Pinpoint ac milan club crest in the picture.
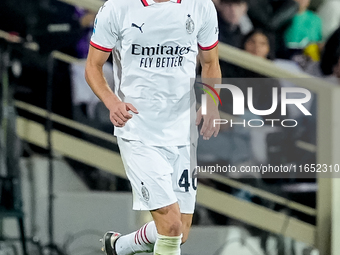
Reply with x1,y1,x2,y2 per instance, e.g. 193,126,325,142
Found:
186,14,195,34
141,182,150,201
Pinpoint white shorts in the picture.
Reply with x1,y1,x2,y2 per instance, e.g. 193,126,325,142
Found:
117,137,197,214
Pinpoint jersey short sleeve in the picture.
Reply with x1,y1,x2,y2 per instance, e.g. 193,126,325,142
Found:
197,1,219,50
90,1,119,52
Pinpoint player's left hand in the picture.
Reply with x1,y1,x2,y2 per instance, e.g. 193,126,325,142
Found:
196,103,220,140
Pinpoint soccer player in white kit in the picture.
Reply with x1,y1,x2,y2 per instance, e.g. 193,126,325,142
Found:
85,0,221,254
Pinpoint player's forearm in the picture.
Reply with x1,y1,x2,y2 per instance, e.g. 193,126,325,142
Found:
201,61,221,84
201,60,222,104
85,64,120,110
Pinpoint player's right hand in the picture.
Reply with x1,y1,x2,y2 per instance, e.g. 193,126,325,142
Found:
109,102,138,127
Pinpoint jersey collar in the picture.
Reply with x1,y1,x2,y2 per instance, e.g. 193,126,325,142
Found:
141,0,182,7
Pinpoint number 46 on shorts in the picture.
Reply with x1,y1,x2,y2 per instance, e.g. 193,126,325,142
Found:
178,168,197,192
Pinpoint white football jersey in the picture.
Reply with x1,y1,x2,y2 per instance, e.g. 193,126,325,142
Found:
90,0,219,146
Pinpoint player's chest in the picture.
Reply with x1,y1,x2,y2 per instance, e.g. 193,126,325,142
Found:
118,6,201,45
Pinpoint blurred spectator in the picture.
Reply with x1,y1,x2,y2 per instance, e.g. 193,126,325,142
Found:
216,0,252,47
236,29,281,120
242,29,274,59
70,7,129,192
212,0,220,6
214,0,252,78
219,29,277,118
283,0,322,56
247,0,299,58
235,29,275,79
0,0,83,118
247,0,298,31
240,29,304,75
306,26,340,85
70,8,114,131
317,1,340,42
74,8,97,59
198,30,281,169
197,0,254,167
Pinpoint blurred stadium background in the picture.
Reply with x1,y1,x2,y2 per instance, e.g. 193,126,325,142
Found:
0,0,340,254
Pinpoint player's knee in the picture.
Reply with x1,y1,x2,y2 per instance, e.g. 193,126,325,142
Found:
168,220,182,236
153,204,182,236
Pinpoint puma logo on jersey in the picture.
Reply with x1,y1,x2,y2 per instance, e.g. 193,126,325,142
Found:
132,23,145,33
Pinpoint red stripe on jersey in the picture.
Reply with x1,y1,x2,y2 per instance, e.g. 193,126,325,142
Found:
90,41,112,52
177,0,182,3
198,41,219,51
141,0,149,6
